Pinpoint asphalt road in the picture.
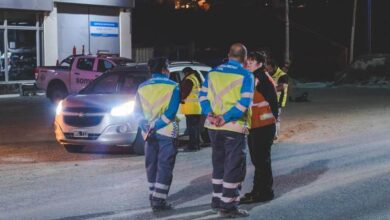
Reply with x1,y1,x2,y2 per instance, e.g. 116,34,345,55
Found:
1,87,390,220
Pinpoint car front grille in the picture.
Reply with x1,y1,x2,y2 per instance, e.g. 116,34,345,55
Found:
63,107,106,113
64,133,100,140
63,116,103,127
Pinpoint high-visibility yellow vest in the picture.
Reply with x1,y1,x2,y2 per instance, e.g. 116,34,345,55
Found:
180,73,201,115
271,67,288,107
204,70,249,134
138,81,178,138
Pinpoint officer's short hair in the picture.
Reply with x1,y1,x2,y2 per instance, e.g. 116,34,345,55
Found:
148,57,169,73
228,43,247,62
182,67,194,74
248,51,266,64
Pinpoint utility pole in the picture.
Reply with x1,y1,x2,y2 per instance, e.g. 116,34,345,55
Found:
349,0,358,63
285,0,290,64
368,0,372,54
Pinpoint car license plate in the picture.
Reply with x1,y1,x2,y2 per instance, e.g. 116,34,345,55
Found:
73,131,88,138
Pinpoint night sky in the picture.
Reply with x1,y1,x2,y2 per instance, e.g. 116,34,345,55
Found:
133,0,390,81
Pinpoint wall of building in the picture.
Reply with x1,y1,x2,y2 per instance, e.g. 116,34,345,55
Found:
57,4,120,61
119,10,132,59
43,6,58,66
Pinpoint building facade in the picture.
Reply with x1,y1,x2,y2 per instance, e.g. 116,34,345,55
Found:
0,0,134,83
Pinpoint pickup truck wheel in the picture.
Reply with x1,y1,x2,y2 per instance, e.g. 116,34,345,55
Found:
48,82,68,104
64,145,84,153
133,129,145,155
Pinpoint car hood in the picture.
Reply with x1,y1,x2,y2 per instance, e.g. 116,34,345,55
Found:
63,94,135,111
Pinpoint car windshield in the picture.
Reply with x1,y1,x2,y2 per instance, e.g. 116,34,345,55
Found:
80,72,148,95
120,73,148,94
81,74,120,94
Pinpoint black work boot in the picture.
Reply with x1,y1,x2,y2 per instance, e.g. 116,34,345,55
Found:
256,190,274,202
240,191,256,204
240,190,274,204
218,208,249,218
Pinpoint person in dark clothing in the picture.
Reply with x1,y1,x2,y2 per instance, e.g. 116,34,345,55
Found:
180,67,202,151
241,51,278,204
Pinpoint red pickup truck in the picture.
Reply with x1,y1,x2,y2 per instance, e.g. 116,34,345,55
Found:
35,55,133,103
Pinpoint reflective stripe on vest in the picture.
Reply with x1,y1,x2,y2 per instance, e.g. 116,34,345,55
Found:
208,77,243,113
180,74,202,115
138,91,173,116
138,83,178,138
252,100,269,108
205,71,248,133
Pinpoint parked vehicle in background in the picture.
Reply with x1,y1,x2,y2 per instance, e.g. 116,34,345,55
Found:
335,54,390,84
35,54,134,103
55,61,211,155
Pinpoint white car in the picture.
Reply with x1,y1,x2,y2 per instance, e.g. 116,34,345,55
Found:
54,62,211,155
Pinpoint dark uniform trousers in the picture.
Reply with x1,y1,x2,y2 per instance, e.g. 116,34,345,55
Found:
185,115,201,149
247,124,276,194
145,133,178,206
209,129,246,210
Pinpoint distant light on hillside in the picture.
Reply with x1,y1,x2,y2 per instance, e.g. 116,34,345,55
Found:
174,0,210,11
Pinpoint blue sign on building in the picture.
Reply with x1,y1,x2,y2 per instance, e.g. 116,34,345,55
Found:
90,21,119,37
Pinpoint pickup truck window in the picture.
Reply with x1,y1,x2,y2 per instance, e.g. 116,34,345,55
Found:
97,60,114,72
77,58,95,71
60,56,75,67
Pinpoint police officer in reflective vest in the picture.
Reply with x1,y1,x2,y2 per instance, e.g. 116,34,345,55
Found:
266,59,288,139
135,57,180,211
241,52,279,204
180,67,202,151
199,43,254,218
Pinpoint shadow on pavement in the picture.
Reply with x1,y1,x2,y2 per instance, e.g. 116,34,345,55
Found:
242,159,330,211
169,173,212,206
55,160,329,220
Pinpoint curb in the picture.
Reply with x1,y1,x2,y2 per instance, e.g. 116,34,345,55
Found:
0,93,45,99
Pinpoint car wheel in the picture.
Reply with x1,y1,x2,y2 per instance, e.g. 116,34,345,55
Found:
48,82,68,104
133,129,145,155
64,144,84,153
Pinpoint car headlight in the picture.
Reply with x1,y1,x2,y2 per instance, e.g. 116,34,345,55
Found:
56,100,63,115
111,101,135,117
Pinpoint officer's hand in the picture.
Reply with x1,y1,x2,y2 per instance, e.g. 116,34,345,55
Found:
215,115,226,127
207,113,217,125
